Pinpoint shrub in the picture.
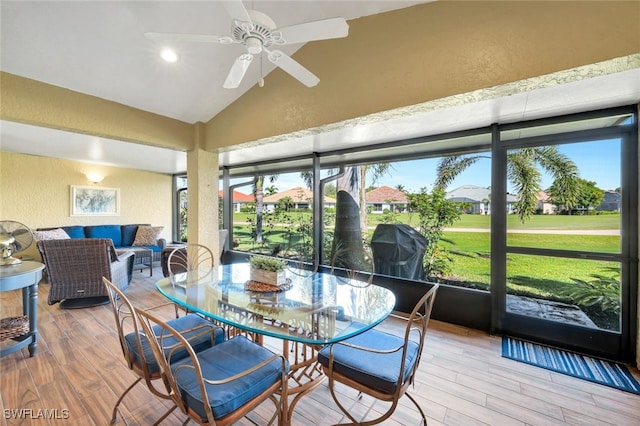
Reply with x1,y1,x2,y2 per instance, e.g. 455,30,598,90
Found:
561,267,620,314
407,188,464,278
249,255,286,272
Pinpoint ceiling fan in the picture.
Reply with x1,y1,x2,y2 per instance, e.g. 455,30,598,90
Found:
145,0,349,89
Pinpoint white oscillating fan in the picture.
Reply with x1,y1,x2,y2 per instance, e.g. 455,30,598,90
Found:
0,220,34,266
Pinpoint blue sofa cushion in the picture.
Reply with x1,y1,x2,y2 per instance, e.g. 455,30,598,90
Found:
124,314,225,376
172,335,288,421
318,326,419,395
61,226,86,239
85,225,122,246
121,224,146,247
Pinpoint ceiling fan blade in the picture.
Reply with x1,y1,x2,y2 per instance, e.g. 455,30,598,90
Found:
276,18,349,44
223,54,253,89
266,49,319,88
145,32,234,44
222,0,252,24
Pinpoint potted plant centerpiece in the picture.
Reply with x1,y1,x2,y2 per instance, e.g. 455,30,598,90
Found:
249,255,287,286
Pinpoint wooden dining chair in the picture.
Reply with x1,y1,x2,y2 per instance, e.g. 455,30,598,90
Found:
330,246,375,287
134,307,289,426
102,278,225,425
318,284,439,425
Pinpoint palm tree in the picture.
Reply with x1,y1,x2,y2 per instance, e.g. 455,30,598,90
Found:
253,175,278,244
435,146,579,222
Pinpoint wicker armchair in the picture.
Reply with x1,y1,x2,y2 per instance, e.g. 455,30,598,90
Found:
37,238,134,308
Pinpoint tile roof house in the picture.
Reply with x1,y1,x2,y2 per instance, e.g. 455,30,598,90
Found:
536,191,557,215
218,190,254,212
262,187,336,212
365,186,408,213
446,185,518,215
597,190,622,212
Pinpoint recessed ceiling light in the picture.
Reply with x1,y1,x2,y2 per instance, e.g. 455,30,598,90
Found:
161,48,179,63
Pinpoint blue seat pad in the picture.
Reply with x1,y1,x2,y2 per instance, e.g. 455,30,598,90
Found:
124,314,224,375
136,245,162,252
172,335,288,421
318,326,419,395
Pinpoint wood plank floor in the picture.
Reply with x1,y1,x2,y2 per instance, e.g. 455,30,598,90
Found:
2,265,640,425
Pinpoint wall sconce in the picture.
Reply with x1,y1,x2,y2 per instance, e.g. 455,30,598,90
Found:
86,173,104,184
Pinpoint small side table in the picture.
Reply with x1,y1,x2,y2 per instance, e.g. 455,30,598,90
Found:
129,247,153,277
0,261,44,358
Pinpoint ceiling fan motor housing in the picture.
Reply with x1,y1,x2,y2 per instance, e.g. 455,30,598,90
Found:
231,9,283,52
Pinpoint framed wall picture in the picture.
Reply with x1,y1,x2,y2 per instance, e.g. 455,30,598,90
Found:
71,186,120,216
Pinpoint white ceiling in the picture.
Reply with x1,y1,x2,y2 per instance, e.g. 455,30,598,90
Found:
1,0,428,124
1,1,639,175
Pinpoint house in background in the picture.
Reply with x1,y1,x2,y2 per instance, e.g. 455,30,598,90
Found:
219,190,254,213
446,185,518,215
597,190,622,212
366,186,408,213
536,191,557,215
262,187,336,213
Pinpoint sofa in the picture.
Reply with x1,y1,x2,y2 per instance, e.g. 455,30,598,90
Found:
35,224,167,264
37,238,134,308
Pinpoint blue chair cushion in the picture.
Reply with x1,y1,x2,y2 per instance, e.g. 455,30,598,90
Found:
172,335,288,421
85,225,122,246
318,326,419,395
138,245,162,252
124,313,225,375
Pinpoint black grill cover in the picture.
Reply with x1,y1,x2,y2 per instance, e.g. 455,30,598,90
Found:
371,224,426,280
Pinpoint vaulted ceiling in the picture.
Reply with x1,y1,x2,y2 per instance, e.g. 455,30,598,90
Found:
1,1,638,174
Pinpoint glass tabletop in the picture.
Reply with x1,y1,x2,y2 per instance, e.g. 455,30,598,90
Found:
156,263,396,345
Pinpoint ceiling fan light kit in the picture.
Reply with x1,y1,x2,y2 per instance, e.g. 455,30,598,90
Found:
145,0,349,89
160,48,179,63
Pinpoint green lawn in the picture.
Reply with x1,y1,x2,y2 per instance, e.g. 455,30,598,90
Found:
441,232,618,289
233,211,621,230
451,213,620,230
367,212,621,230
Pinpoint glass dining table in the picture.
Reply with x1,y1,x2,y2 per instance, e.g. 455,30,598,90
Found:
156,262,396,424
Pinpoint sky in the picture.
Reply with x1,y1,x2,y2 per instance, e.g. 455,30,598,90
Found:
376,139,621,193
232,138,622,195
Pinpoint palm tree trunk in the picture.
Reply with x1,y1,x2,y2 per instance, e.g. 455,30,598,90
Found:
255,176,264,244
359,166,367,233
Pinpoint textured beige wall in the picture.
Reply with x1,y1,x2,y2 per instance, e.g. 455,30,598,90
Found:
205,0,640,149
0,151,173,259
186,148,219,255
0,72,194,150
